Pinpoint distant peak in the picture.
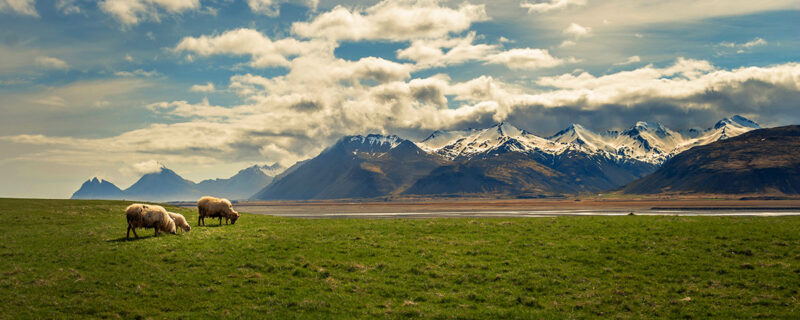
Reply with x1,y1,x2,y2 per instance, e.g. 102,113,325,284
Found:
716,115,760,129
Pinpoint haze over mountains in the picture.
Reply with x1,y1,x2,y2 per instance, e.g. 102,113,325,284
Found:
73,115,782,201
72,164,283,202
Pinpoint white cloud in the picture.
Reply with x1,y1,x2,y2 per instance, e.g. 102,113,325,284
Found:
99,0,201,26
718,38,768,55
396,32,498,67
0,0,38,16
55,0,80,14
147,98,240,119
34,56,69,70
563,22,591,38
521,0,586,14
559,40,575,47
485,48,574,70
174,28,330,68
292,1,489,41
720,37,767,49
114,69,160,77
190,82,215,92
247,0,318,16
132,160,165,174
614,55,641,66
531,0,799,30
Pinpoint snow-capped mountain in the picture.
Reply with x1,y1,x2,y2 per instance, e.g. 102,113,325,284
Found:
252,134,448,200
421,115,761,166
418,122,566,160
549,123,617,154
671,115,762,155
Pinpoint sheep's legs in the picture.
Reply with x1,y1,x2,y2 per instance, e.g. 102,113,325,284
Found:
132,227,139,239
154,228,159,237
219,217,222,225
198,216,201,226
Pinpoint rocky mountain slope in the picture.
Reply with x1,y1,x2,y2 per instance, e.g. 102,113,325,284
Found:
622,125,800,195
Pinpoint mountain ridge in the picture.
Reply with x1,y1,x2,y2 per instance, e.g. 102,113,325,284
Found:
71,163,286,201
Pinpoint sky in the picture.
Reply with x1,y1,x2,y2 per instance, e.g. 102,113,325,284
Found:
1,0,799,198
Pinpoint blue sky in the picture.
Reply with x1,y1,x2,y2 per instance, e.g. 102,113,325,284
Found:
1,0,799,197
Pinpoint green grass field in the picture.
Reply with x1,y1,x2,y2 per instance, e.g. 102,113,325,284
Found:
1,198,799,318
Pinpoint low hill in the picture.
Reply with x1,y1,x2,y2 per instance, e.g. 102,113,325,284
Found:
623,125,800,195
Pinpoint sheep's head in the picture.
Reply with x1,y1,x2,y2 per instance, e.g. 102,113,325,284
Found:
181,224,191,232
229,210,240,225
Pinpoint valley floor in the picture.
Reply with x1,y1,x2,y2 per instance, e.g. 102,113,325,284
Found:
219,197,800,218
2,198,800,318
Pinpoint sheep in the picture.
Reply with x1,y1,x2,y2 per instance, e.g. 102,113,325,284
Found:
125,203,177,239
197,196,240,226
167,211,191,233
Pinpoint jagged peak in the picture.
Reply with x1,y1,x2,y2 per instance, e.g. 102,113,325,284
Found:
715,115,760,129
85,176,113,184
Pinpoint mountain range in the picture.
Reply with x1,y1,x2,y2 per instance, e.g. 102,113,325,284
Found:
73,115,780,201
71,163,284,202
623,125,800,195
252,115,764,200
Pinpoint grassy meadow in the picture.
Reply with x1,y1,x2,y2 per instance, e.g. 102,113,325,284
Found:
1,198,800,318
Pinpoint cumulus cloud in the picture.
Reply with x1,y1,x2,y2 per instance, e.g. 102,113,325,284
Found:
484,48,575,70
614,55,641,66
521,0,586,14
174,28,330,68
34,56,69,70
99,0,200,26
563,22,591,38
531,0,798,30
0,0,38,16
55,0,80,14
190,82,215,92
247,0,318,16
147,98,241,119
718,38,768,54
291,0,489,41
396,32,497,67
132,159,165,174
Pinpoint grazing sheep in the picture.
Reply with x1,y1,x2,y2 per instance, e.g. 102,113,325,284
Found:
197,196,240,226
125,204,177,239
167,212,191,233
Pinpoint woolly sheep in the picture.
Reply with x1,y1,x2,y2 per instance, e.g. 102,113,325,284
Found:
197,196,240,226
167,211,191,233
125,203,177,238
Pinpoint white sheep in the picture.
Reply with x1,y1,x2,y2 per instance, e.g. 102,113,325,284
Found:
197,196,240,226
167,211,191,233
125,204,177,238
